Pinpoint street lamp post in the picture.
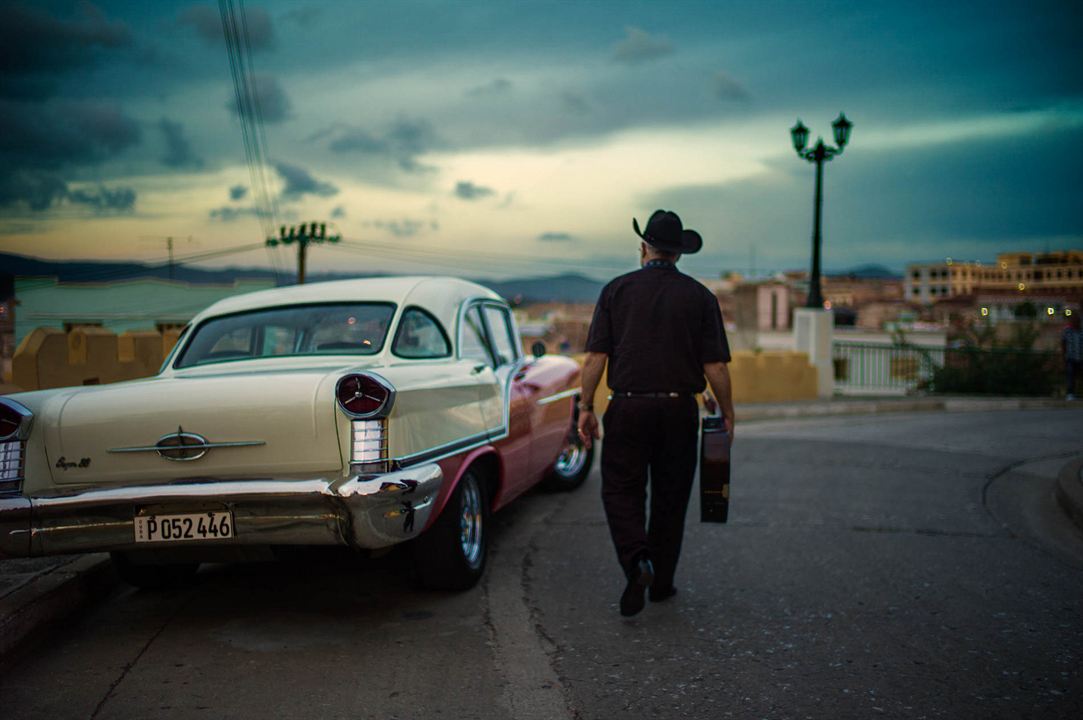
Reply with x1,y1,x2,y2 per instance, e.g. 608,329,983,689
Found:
790,113,853,308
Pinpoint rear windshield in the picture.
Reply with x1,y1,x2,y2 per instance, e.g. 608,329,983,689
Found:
175,303,396,368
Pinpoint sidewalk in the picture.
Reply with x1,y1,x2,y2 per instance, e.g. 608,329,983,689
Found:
737,394,1072,421
1,394,1079,667
0,554,115,669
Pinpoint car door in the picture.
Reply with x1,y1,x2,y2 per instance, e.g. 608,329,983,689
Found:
477,303,539,501
458,304,503,436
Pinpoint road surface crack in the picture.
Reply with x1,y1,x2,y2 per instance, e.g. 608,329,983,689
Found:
88,590,194,720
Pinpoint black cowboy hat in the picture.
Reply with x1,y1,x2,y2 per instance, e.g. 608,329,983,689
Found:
632,209,702,254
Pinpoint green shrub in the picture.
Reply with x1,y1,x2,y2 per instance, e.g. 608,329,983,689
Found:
926,319,1058,396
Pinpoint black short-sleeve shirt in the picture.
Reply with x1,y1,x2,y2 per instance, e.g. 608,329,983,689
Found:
585,261,731,394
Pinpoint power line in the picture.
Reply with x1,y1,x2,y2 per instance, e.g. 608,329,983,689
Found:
16,243,269,288
219,0,279,244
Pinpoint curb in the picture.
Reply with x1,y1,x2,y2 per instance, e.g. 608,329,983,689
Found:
738,396,1072,422
1055,458,1083,536
0,554,116,669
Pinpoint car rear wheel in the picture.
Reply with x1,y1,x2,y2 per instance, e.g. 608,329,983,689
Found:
543,428,594,492
413,468,489,591
110,552,200,590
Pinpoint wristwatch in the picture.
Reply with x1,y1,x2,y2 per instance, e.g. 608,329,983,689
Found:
578,402,594,412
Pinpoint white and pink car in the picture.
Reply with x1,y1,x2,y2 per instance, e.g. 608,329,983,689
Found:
0,277,591,590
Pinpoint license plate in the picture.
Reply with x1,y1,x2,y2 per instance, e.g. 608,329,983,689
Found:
134,512,234,543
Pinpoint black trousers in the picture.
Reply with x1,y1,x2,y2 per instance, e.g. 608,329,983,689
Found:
601,395,699,589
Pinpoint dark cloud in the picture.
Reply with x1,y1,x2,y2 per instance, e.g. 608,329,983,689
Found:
712,71,749,102
559,90,591,115
158,118,202,169
179,4,274,50
0,174,136,215
330,205,346,218
454,181,495,200
538,232,575,242
467,78,513,97
209,205,265,222
364,219,431,237
0,171,70,212
613,27,672,65
0,100,141,169
274,161,338,199
227,74,291,123
283,6,323,27
0,100,141,211
67,185,136,213
0,3,131,100
320,117,438,174
647,122,1083,271
229,184,248,201
328,128,386,154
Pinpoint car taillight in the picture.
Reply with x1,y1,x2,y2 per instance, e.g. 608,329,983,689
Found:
0,404,21,440
0,400,31,494
336,373,394,418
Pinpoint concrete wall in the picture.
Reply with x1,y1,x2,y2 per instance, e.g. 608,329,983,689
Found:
11,327,181,391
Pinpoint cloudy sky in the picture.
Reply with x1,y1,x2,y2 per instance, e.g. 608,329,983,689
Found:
0,0,1080,280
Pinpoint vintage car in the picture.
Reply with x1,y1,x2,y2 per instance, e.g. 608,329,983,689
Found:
0,277,592,590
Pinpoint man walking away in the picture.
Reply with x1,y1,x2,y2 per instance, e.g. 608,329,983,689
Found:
578,209,735,617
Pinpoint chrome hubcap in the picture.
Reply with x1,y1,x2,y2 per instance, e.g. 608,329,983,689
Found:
554,440,586,478
459,476,483,568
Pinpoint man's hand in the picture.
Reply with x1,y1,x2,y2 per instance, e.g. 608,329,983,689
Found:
577,352,607,451
577,410,600,450
704,360,735,444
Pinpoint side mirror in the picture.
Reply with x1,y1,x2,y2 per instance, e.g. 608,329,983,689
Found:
531,341,546,359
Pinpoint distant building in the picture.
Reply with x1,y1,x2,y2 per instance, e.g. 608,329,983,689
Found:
512,302,595,355
905,250,1083,304
13,277,277,348
734,281,791,332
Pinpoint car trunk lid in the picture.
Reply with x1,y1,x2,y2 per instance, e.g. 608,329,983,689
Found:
46,366,346,486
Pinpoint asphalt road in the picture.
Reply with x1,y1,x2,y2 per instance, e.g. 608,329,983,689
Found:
4,409,1082,720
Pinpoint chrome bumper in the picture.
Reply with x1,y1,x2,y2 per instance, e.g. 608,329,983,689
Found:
0,465,443,558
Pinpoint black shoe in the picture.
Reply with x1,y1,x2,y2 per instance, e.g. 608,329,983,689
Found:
619,558,654,617
649,585,677,603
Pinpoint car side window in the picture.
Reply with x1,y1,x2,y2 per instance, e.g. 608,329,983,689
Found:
261,325,299,355
460,305,494,366
393,308,451,359
208,327,254,359
482,305,518,367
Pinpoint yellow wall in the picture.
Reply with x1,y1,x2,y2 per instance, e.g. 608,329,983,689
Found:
10,328,818,406
11,328,180,391
581,349,818,415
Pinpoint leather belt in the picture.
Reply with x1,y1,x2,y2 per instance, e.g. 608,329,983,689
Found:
610,391,690,399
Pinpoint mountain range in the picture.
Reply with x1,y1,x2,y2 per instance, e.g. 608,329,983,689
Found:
0,252,899,303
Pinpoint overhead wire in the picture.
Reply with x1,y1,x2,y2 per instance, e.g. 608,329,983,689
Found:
16,243,269,289
219,0,282,282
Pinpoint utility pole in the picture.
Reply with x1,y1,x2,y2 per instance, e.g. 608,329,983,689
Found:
139,235,194,281
267,222,341,284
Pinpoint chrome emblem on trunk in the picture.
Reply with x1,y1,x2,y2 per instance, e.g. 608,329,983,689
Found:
156,427,209,462
108,427,266,460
